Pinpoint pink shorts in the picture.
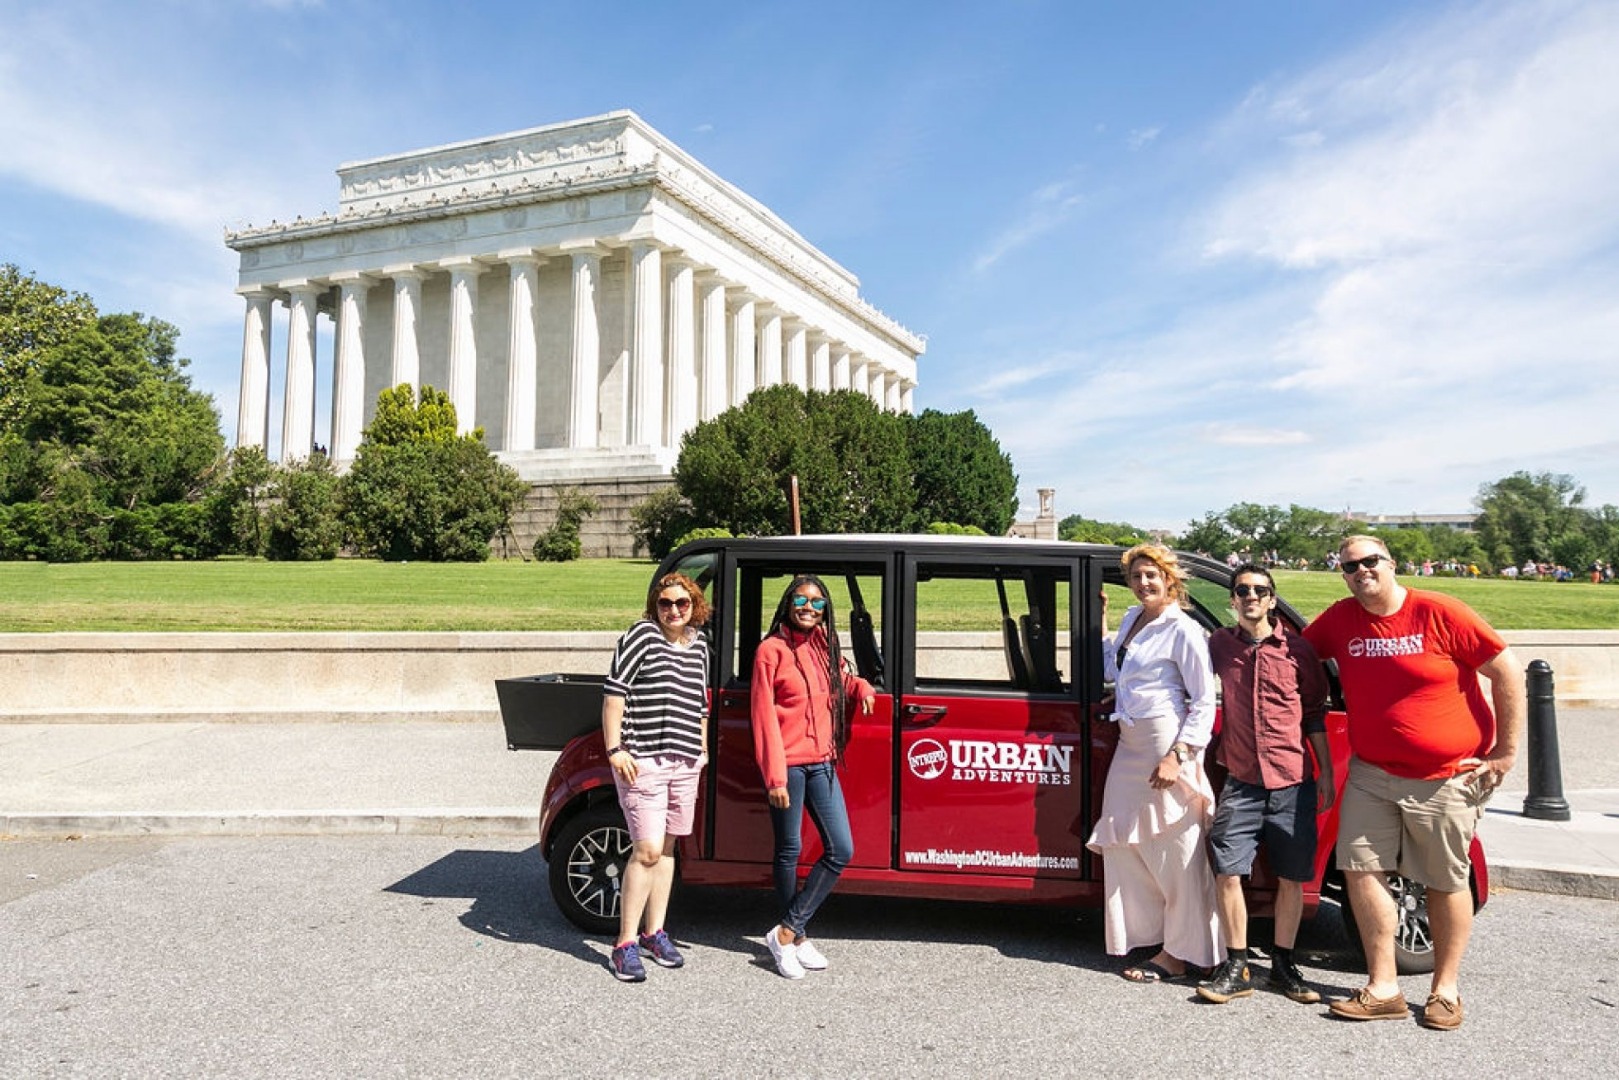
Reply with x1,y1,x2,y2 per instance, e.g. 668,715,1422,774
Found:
613,753,702,842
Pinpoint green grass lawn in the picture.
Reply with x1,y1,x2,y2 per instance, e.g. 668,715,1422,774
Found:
2,559,1615,632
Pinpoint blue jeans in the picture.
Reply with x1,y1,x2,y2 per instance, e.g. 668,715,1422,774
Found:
770,762,854,936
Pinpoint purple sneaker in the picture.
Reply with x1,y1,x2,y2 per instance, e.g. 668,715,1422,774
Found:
608,941,646,982
638,929,686,969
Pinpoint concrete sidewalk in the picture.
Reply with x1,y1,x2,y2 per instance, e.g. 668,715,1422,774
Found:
2,717,1616,901
0,721,553,838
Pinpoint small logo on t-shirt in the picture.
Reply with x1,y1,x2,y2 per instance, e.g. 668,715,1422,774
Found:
1346,633,1425,658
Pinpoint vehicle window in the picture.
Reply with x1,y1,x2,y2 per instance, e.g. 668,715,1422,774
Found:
729,563,886,688
1185,576,1236,630
667,550,719,605
913,565,1070,694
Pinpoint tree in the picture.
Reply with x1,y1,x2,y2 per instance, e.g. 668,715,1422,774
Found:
1474,471,1587,569
1058,514,1149,546
204,446,276,556
0,264,97,427
16,312,223,509
675,386,911,535
340,385,527,561
1175,502,1354,563
904,409,1018,534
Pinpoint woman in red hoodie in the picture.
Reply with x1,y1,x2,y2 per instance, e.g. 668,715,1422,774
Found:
752,574,875,979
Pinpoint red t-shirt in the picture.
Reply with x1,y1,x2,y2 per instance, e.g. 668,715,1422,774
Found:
1303,589,1505,780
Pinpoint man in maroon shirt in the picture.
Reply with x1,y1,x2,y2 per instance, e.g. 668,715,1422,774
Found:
1197,564,1334,1005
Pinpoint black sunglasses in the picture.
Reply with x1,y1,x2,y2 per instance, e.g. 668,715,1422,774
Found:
656,597,691,611
791,595,828,611
1232,584,1273,598
1340,554,1388,574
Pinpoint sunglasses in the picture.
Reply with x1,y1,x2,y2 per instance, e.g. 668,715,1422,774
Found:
791,595,828,612
656,597,691,611
1340,555,1388,574
1232,584,1273,598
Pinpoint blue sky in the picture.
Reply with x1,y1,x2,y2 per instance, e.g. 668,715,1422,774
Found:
3,0,1616,531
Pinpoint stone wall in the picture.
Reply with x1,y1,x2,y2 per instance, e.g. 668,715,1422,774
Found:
500,477,675,560
2,630,1614,725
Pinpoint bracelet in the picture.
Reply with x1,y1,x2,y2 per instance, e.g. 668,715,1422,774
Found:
605,745,625,757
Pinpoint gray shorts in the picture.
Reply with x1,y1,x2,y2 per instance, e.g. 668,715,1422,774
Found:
1208,777,1318,882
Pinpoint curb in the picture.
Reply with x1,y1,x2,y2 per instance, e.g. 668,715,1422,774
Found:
0,811,540,839
1489,862,1619,902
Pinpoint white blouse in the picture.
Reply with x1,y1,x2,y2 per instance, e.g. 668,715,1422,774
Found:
1103,603,1215,748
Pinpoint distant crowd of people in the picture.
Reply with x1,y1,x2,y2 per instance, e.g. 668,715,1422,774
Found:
1215,547,1615,583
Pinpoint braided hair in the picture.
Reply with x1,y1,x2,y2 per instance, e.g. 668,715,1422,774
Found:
765,574,851,754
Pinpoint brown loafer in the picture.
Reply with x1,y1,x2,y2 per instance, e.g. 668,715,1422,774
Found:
1328,988,1409,1021
1419,993,1464,1030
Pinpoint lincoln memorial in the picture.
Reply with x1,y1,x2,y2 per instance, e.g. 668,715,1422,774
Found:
225,111,925,516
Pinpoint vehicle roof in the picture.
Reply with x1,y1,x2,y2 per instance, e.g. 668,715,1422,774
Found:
665,534,1233,581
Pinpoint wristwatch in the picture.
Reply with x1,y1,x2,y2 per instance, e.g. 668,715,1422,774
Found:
1171,743,1193,764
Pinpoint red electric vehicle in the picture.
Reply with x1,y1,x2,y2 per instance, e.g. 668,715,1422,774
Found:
499,535,1486,973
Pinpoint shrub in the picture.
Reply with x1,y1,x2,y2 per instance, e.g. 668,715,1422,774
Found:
265,454,343,561
671,526,733,552
341,385,527,561
533,489,599,563
630,485,695,559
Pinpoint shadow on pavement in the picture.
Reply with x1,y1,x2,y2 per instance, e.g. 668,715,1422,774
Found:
381,845,1368,987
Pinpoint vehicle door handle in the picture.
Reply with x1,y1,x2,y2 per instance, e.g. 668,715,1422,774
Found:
903,704,948,727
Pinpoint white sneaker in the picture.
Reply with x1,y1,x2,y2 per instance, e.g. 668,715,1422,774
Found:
765,925,805,979
794,937,828,971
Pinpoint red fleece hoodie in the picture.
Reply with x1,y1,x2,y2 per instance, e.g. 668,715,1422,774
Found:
751,625,874,791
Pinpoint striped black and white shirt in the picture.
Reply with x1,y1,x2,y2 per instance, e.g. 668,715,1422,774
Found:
603,619,709,759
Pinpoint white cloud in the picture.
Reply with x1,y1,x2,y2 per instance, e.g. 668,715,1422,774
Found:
971,178,1086,272
1201,425,1310,447
1126,126,1162,150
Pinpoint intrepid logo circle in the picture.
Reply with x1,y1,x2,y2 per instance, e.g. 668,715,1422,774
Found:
908,738,948,780
1347,637,1366,658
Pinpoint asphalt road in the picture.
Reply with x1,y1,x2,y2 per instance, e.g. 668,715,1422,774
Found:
2,835,1615,1078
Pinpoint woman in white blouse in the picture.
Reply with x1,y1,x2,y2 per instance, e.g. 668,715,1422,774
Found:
1086,543,1222,982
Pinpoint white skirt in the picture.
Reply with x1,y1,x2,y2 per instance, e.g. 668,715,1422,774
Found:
1086,713,1221,966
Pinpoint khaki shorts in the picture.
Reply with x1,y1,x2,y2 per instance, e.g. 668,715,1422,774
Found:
1336,758,1487,892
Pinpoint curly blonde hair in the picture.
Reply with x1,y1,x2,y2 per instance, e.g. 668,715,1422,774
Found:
1120,542,1190,606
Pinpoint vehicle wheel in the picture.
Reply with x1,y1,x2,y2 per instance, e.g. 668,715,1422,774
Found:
1337,872,1436,975
547,803,631,935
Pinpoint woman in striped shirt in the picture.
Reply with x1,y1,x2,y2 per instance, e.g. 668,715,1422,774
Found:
601,571,711,982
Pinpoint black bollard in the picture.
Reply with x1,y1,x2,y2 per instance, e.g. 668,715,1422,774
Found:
1522,660,1572,821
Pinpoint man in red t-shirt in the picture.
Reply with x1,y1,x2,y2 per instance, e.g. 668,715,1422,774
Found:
1303,536,1523,1031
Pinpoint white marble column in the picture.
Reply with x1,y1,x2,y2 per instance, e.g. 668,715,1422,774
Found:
729,295,757,405
899,379,915,414
784,320,808,388
235,290,273,449
831,346,851,391
884,370,901,412
848,357,869,401
504,255,540,452
757,308,783,388
568,248,603,449
282,283,321,461
445,259,480,435
628,241,665,447
698,276,728,420
809,335,831,391
330,274,370,462
665,256,697,447
389,268,425,396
